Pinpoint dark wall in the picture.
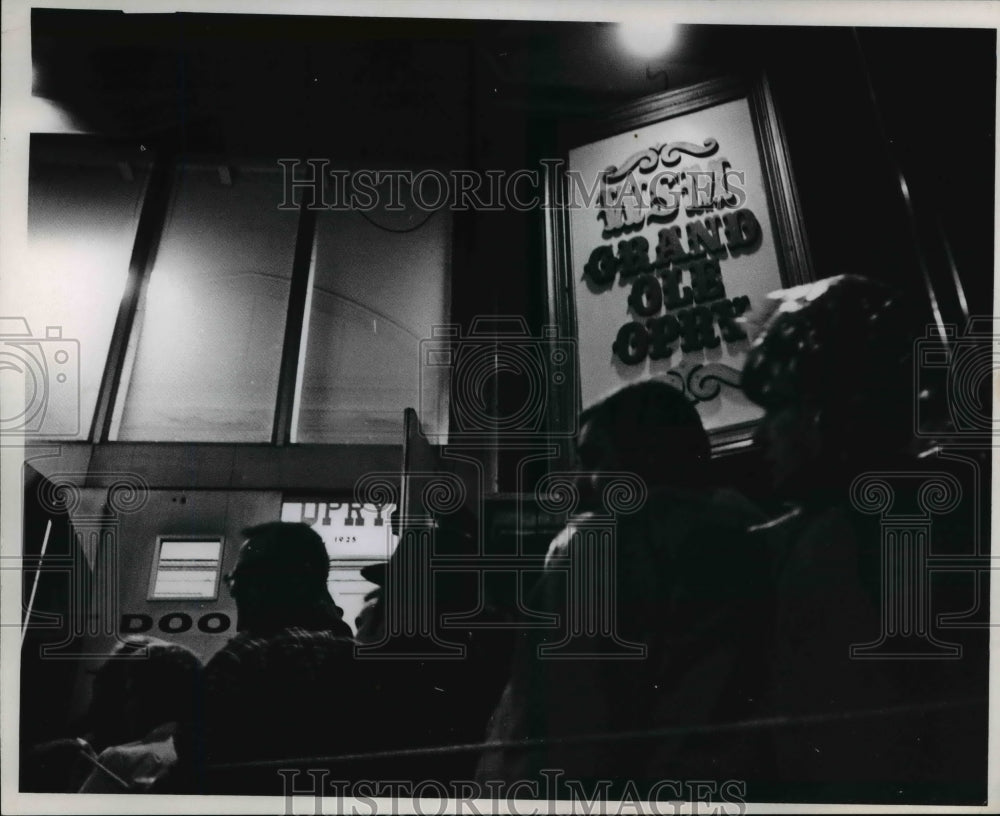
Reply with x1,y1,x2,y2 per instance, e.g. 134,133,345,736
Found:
765,26,994,327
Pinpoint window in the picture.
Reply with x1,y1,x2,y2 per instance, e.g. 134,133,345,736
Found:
149,538,223,600
16,139,151,439
295,182,451,443
21,143,457,445
112,160,299,441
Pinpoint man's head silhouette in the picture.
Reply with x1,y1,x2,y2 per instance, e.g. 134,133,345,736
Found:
227,521,350,636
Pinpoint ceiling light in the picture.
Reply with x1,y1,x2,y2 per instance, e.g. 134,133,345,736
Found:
618,21,678,60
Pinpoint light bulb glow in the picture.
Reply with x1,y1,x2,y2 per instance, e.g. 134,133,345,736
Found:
618,21,678,60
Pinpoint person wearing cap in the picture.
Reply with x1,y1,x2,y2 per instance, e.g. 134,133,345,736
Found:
741,275,956,798
185,522,367,792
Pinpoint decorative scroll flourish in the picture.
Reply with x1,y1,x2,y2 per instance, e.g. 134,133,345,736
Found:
37,476,83,515
917,474,963,516
106,474,150,515
536,472,583,517
849,476,895,515
662,139,720,166
602,139,720,184
849,471,962,519
536,471,647,519
600,473,647,516
36,471,150,516
686,362,743,401
663,369,688,396
661,362,743,403
421,473,466,516
354,472,400,508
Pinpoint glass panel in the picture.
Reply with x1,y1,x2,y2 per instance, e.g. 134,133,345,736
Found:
151,539,222,600
296,194,451,444
7,140,151,439
113,161,298,441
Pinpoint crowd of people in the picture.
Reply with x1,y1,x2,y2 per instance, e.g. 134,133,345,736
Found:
23,275,986,801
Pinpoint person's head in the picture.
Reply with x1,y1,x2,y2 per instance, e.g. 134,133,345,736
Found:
575,380,711,507
88,636,202,749
226,521,345,635
741,275,912,494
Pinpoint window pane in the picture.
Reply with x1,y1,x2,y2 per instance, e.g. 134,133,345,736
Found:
10,140,151,439
114,161,298,441
150,539,222,600
296,198,451,443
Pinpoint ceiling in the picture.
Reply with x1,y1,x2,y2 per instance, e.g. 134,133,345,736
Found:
30,10,759,156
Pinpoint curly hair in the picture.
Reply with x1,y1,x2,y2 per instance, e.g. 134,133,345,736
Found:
742,275,914,465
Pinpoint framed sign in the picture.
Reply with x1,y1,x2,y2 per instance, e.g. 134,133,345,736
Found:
545,75,814,451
